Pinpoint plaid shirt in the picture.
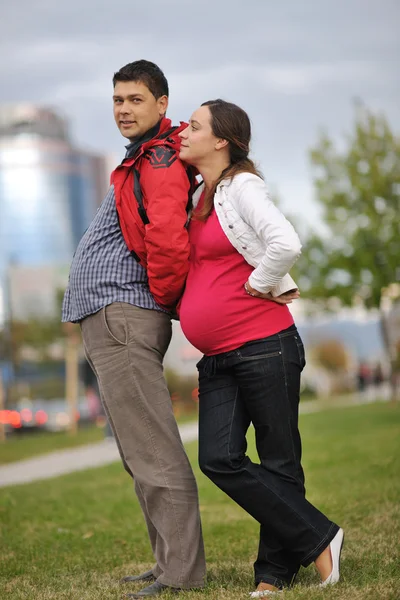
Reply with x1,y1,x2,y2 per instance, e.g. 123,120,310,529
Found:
61,184,166,323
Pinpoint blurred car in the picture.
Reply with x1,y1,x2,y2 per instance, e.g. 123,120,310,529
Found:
0,397,92,434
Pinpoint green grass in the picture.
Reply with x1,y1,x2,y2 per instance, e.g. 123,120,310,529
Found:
0,402,399,599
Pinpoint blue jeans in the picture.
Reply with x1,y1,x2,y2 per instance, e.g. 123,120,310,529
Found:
197,325,339,589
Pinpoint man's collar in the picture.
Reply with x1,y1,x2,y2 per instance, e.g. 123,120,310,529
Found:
124,120,162,159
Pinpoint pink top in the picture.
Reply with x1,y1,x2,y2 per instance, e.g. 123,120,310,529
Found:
179,198,294,356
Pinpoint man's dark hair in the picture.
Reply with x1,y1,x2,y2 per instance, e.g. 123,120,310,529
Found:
113,60,169,99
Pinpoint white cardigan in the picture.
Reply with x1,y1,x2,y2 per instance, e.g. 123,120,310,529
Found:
191,172,301,297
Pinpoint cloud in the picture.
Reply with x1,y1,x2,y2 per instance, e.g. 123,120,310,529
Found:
0,0,399,220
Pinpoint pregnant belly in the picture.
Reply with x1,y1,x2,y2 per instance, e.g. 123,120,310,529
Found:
179,272,293,356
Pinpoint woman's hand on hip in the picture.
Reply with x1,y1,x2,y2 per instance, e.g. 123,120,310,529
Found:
244,281,300,304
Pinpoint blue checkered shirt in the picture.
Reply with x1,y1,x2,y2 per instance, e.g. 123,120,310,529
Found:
62,184,166,323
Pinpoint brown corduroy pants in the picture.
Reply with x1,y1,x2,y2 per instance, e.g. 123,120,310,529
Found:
80,302,206,589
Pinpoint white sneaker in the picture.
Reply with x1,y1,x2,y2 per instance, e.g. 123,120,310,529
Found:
250,592,281,598
250,589,282,597
320,528,344,587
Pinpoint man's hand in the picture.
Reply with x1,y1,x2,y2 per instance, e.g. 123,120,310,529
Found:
245,281,300,304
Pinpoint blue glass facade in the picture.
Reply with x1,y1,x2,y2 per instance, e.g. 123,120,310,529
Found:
0,106,107,321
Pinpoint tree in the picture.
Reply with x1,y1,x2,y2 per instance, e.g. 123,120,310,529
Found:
311,339,351,373
0,288,72,404
294,103,400,395
2,317,64,366
164,367,198,414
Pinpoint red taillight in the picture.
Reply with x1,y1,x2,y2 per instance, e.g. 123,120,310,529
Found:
0,410,11,424
35,410,48,425
21,408,33,423
9,411,22,428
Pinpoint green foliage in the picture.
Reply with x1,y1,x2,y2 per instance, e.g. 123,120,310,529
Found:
0,287,67,365
165,367,198,404
295,104,400,310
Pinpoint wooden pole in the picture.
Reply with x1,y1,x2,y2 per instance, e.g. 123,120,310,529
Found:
0,371,5,443
64,325,79,436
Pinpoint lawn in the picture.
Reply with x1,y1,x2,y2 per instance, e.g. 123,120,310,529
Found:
0,402,399,600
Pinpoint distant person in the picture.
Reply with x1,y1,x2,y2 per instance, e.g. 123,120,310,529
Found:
178,99,344,596
62,60,205,598
372,363,384,387
357,362,371,392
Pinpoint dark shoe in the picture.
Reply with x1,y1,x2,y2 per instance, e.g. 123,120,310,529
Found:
121,570,156,584
123,581,180,598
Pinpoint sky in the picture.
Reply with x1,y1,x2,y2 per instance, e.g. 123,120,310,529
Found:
1,0,399,224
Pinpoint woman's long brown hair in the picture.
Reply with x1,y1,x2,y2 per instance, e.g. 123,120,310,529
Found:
195,99,263,220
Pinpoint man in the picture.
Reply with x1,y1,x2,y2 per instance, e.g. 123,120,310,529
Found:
62,60,205,598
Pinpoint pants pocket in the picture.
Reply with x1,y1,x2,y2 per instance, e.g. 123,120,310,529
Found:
294,335,306,370
103,303,128,346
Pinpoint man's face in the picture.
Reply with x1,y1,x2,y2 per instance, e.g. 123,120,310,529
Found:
113,80,168,141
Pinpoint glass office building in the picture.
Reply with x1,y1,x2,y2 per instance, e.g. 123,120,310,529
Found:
0,104,108,321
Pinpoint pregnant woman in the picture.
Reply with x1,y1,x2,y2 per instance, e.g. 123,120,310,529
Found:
178,99,344,597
